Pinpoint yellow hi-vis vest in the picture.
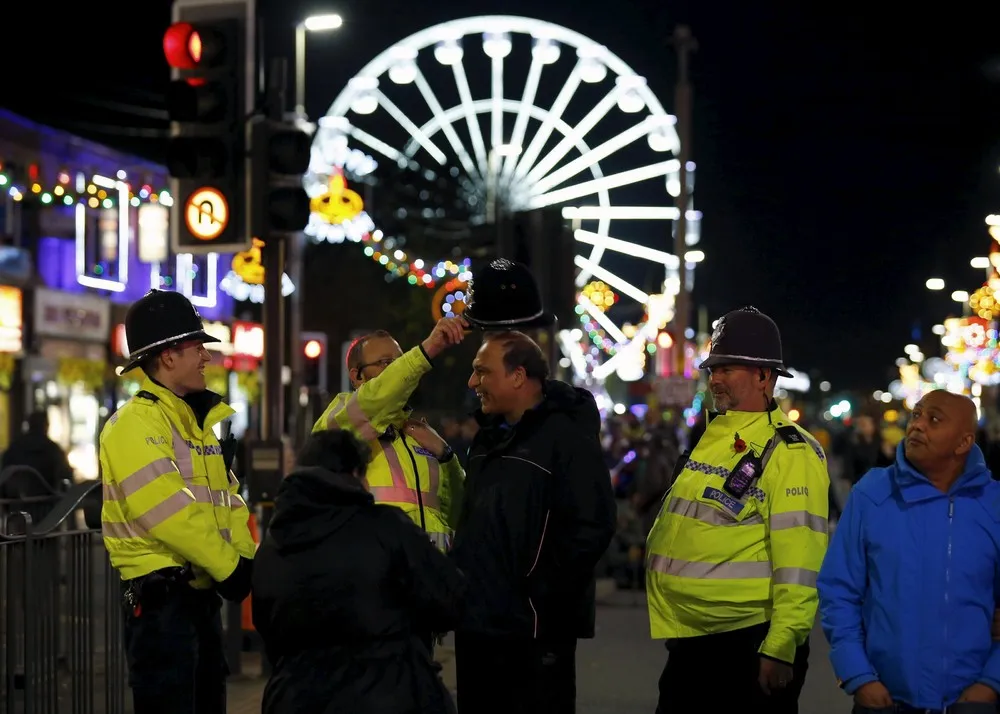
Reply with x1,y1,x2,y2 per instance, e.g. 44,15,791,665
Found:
646,404,829,664
312,346,464,551
100,378,257,588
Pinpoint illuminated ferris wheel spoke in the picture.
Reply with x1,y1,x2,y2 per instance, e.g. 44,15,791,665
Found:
574,229,679,267
574,255,649,303
528,159,680,209
531,119,650,195
562,206,685,220
578,294,628,344
347,125,407,165
373,90,447,165
523,87,622,187
412,69,481,180
510,63,584,184
450,62,490,177
491,56,505,152
499,54,544,182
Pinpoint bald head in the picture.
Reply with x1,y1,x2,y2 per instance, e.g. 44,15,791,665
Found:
922,390,977,432
904,390,978,477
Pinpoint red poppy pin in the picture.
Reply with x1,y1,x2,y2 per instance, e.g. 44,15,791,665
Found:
733,433,747,453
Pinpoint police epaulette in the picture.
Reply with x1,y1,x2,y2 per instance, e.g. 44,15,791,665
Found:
774,425,806,446
135,390,160,403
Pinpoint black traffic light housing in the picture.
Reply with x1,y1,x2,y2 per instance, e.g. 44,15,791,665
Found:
165,0,254,254
249,116,313,239
301,331,329,393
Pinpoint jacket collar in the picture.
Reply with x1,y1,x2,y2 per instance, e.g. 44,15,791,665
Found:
892,441,992,503
706,400,784,433
139,377,233,437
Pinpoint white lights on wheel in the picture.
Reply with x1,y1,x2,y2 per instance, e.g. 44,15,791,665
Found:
434,39,463,65
348,77,379,115
615,76,646,114
618,91,644,114
388,47,418,84
577,45,607,83
531,36,560,64
483,32,512,59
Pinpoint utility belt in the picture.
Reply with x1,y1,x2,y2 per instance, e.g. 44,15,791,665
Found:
122,566,216,617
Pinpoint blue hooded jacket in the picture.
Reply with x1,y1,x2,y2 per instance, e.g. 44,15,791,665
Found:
818,442,1000,708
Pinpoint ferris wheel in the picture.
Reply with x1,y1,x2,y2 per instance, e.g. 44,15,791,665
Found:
308,15,699,381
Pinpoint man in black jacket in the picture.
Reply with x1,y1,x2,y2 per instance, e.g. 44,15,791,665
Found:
450,331,616,714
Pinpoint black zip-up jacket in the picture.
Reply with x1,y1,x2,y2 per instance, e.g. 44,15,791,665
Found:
449,380,616,641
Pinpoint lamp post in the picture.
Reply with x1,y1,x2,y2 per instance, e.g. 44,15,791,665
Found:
294,13,343,120
289,12,342,446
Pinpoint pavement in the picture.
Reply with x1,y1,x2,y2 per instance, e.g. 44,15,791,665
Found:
225,583,853,714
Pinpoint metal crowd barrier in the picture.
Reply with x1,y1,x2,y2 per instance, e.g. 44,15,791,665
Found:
0,478,127,714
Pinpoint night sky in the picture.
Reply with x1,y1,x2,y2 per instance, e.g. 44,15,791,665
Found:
7,1,1000,391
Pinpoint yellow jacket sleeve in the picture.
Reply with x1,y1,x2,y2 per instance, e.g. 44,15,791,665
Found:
759,440,830,663
438,456,465,532
103,410,241,583
312,346,432,438
227,473,258,559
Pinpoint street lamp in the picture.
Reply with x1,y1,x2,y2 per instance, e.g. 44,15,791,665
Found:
925,277,945,291
295,13,344,119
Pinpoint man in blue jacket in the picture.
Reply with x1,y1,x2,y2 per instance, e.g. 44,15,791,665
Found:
818,390,1000,713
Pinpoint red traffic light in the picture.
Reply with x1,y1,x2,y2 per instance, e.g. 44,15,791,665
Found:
164,21,227,72
164,22,201,70
304,339,323,359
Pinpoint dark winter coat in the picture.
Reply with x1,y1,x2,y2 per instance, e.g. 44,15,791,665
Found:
251,466,466,714
450,380,616,641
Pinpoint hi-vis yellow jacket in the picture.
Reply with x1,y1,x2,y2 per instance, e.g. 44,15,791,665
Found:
312,346,464,551
100,378,257,588
646,404,829,664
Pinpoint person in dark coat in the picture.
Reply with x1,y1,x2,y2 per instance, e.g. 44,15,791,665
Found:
251,430,466,714
451,331,616,714
1,411,74,494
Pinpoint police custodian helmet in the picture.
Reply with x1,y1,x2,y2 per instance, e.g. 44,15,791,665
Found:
462,259,555,330
119,290,220,373
698,306,792,378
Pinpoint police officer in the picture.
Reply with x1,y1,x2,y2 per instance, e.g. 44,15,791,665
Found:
100,290,257,714
645,306,829,713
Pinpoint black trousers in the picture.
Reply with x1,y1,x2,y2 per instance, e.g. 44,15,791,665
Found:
455,632,577,714
122,579,229,714
655,622,809,714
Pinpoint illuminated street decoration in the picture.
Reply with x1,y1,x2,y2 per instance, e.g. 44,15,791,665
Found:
220,238,295,304
315,15,700,382
303,170,376,244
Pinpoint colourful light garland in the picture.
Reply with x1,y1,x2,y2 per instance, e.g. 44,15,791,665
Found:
0,164,171,209
360,229,471,288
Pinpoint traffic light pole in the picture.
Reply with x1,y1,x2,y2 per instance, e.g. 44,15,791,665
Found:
261,58,288,448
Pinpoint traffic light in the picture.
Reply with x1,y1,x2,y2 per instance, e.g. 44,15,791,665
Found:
164,0,253,254
301,331,328,393
249,117,312,240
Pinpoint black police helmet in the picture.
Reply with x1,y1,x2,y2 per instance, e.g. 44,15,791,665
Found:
463,259,555,330
698,306,792,378
120,290,219,373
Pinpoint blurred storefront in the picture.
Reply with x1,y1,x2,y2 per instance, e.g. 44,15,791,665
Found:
24,287,110,481
0,285,24,451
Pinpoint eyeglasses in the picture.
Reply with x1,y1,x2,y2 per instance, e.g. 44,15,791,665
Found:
357,357,395,372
